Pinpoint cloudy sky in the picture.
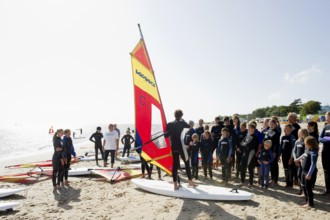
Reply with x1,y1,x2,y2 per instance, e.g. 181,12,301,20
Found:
0,0,329,128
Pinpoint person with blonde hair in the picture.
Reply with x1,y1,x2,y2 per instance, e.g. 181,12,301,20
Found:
293,128,309,194
258,140,274,189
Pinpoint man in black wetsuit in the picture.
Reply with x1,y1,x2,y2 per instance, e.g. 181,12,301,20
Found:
165,109,197,190
89,127,104,165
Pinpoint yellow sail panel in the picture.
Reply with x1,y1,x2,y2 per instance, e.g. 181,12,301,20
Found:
131,56,160,103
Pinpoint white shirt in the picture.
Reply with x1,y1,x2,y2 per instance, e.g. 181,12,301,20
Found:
104,130,119,150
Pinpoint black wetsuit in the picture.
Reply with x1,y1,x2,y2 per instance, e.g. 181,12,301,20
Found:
89,132,104,162
291,123,301,140
52,137,64,187
309,131,319,144
240,133,258,184
121,134,134,157
263,128,280,183
191,142,201,179
293,139,306,189
301,150,318,206
62,136,76,181
319,124,330,193
195,126,204,140
165,119,192,182
280,135,296,186
236,130,247,178
200,137,213,179
217,137,232,181
211,122,224,152
184,128,196,158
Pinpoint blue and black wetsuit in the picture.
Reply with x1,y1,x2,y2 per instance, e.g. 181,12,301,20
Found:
52,137,64,187
300,150,318,206
263,128,280,183
280,134,296,186
165,119,192,183
184,128,196,158
191,141,201,179
293,139,306,191
195,126,204,140
211,122,224,151
319,123,330,193
217,137,232,182
62,136,76,181
200,137,213,179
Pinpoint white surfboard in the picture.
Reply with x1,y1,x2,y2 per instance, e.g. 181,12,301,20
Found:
68,167,92,176
118,156,140,163
0,202,21,211
0,188,26,198
132,179,253,201
78,156,96,161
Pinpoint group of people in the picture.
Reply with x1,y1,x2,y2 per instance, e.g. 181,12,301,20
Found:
52,129,76,190
165,110,330,208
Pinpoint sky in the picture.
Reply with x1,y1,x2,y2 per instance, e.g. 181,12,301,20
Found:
0,0,329,128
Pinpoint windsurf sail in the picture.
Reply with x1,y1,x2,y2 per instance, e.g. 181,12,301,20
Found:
130,25,173,175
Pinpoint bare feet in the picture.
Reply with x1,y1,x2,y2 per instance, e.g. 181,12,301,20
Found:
174,182,181,190
188,180,198,188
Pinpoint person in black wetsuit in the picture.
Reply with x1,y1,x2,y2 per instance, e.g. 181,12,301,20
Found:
217,128,232,184
319,112,330,195
240,123,258,186
89,127,104,165
236,122,248,179
165,109,197,190
263,119,281,185
201,131,214,179
52,129,65,190
184,120,196,166
279,124,296,187
211,116,224,169
189,133,201,179
288,112,301,140
62,129,76,184
307,121,319,143
121,130,135,157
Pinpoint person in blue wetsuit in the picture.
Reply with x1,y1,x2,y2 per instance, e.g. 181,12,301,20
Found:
217,128,232,184
62,129,76,185
295,136,319,207
258,140,274,189
89,126,104,165
165,109,197,190
319,112,330,194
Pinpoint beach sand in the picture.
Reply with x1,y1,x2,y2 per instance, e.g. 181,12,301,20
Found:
1,123,330,219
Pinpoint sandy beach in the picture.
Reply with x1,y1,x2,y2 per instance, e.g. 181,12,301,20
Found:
1,123,330,220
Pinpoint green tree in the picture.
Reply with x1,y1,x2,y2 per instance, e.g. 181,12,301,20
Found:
289,99,302,113
300,100,321,115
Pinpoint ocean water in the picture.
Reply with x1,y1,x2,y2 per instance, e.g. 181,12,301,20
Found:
0,123,134,160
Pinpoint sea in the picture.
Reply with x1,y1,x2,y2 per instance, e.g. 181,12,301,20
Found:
0,123,134,161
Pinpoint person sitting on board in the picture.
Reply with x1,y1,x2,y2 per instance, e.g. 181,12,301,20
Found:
121,130,135,157
165,109,197,190
103,124,119,168
189,133,202,180
201,131,214,180
52,129,65,190
217,128,233,184
89,126,104,165
62,129,77,185
258,140,274,189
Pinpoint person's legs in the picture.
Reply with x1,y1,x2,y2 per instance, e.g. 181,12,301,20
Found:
322,150,330,193
104,150,110,167
64,154,71,182
95,146,99,162
260,164,265,188
265,164,270,188
110,150,115,168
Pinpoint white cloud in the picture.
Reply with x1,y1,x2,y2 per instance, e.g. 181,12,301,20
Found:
284,64,322,84
268,91,282,100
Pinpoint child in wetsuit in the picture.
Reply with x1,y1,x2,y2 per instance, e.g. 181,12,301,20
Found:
121,130,135,157
62,129,76,184
293,128,309,194
190,133,201,179
236,122,248,180
258,140,274,189
279,124,296,187
217,128,233,184
319,111,330,194
201,131,213,179
295,136,319,207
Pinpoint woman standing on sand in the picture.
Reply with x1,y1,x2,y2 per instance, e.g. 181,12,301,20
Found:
52,129,65,190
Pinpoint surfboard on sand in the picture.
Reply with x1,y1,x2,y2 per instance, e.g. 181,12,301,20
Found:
117,156,140,163
132,179,253,201
0,188,26,198
0,202,21,211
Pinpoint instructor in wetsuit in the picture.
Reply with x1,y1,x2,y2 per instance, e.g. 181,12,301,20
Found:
165,109,197,190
